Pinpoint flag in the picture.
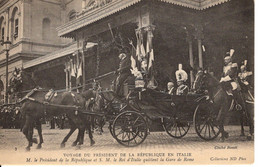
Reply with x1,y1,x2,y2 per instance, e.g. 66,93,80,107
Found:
77,57,82,78
70,59,76,77
147,30,154,71
135,31,142,61
135,30,146,61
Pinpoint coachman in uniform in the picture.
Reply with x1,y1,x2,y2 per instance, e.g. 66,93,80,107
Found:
115,53,131,97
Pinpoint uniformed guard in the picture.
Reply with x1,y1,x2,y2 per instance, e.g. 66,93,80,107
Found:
238,60,253,91
220,49,246,110
175,64,188,84
175,64,189,95
115,52,131,97
176,80,189,95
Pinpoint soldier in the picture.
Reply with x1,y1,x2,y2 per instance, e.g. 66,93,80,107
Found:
175,64,189,95
175,64,188,84
219,50,246,111
176,80,189,95
238,60,253,91
115,53,131,97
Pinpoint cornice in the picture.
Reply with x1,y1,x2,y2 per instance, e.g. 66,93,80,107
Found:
57,0,232,37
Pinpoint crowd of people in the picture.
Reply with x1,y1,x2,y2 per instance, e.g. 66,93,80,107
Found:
0,105,21,129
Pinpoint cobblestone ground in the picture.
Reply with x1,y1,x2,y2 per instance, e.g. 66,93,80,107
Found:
0,124,254,165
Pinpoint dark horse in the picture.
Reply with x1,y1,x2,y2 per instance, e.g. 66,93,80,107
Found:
12,69,96,151
193,70,254,141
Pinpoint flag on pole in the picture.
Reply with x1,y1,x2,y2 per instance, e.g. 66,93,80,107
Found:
70,59,76,77
135,30,146,61
77,58,82,78
147,30,154,71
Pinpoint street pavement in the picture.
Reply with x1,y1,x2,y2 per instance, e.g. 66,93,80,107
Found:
0,124,254,151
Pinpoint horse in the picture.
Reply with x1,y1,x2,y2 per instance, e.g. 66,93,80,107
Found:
193,70,254,141
12,69,96,151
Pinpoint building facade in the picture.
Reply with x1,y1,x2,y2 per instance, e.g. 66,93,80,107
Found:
0,0,82,103
0,0,254,103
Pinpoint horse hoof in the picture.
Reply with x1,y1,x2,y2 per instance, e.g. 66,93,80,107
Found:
223,132,229,139
71,142,77,147
60,143,65,148
90,140,95,146
26,147,30,151
76,145,81,150
32,138,38,144
36,144,42,149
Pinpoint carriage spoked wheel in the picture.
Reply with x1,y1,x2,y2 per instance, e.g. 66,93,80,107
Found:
112,111,148,147
162,117,190,138
193,103,221,140
109,122,115,138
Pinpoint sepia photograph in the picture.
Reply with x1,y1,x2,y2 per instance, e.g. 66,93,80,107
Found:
0,0,254,165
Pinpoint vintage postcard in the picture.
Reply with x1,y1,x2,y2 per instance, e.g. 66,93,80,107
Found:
0,0,254,165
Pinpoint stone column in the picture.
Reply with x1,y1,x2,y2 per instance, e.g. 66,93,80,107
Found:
186,33,194,85
81,49,85,91
64,62,69,91
195,25,204,69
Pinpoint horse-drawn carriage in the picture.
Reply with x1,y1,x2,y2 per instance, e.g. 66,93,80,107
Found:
7,68,253,151
97,86,220,147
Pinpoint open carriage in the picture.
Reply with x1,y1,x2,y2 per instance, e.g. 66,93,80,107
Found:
99,87,221,147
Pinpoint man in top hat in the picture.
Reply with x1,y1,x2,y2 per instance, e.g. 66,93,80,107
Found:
115,52,131,97
175,64,189,95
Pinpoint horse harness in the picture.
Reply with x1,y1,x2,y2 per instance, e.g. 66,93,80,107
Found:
18,87,104,117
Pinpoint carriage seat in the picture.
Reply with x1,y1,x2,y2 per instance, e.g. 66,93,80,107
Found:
145,88,206,104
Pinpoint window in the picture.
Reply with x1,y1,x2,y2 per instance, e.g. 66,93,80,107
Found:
1,27,4,41
14,18,18,38
0,16,4,41
11,7,19,41
42,18,51,40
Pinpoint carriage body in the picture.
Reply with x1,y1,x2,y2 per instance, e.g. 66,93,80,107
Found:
100,87,220,147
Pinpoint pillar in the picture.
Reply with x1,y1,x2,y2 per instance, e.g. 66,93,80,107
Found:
82,49,85,91
186,33,194,85
64,62,69,91
195,25,204,69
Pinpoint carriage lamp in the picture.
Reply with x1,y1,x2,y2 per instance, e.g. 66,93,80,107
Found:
2,37,12,104
3,39,11,51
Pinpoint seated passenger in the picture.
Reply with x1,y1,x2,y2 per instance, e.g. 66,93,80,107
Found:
167,82,176,95
176,80,189,96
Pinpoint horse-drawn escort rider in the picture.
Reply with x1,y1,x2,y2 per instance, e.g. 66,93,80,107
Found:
219,49,247,112
238,60,253,93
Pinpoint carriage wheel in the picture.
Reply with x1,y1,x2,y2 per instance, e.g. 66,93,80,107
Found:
193,103,221,140
163,117,190,138
109,122,115,138
112,111,148,147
